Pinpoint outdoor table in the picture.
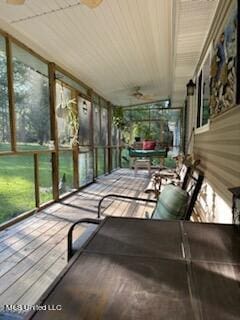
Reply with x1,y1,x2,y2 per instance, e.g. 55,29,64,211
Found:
26,217,240,320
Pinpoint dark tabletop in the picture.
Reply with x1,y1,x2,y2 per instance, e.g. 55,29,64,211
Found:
27,217,240,320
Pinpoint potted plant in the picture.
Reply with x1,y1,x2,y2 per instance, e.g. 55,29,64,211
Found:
143,127,156,150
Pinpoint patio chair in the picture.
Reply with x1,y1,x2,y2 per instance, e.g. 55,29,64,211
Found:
144,164,191,198
144,157,200,198
97,169,204,221
67,218,100,260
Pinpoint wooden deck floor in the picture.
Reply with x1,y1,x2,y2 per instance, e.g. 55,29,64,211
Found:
0,169,155,309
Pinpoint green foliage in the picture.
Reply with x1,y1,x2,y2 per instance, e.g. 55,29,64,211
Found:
0,53,10,144
13,58,51,145
132,122,142,138
0,44,51,147
142,126,154,140
112,104,181,145
113,106,125,129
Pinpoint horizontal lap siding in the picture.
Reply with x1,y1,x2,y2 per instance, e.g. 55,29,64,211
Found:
194,107,240,206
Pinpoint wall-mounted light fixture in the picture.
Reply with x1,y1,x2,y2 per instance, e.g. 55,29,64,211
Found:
82,101,88,114
186,79,196,96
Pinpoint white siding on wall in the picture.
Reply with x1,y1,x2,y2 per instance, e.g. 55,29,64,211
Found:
194,107,240,221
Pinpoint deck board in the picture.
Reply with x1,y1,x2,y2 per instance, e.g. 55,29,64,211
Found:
0,169,153,309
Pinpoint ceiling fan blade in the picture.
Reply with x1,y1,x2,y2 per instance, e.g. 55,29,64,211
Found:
132,93,143,99
141,95,156,101
7,0,25,4
81,0,103,8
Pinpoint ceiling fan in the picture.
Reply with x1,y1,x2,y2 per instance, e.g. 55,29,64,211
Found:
6,0,103,8
81,0,103,8
131,87,156,101
7,0,25,4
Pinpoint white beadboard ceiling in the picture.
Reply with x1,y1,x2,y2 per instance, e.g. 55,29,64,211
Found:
172,0,218,107
0,0,218,106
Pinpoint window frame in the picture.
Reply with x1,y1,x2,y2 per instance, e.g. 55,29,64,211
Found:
195,45,212,134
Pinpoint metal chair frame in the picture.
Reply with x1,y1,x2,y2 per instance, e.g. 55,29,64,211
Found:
97,169,204,221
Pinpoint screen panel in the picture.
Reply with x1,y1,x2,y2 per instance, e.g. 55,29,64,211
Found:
39,153,53,204
59,150,74,195
0,155,35,224
12,44,51,151
79,149,94,187
93,103,100,145
100,107,108,145
56,82,75,147
0,35,11,151
97,147,105,176
78,98,91,146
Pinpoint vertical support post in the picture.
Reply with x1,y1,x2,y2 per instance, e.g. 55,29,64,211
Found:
48,62,59,201
103,146,106,174
95,147,98,177
34,153,40,208
236,0,240,104
119,146,122,168
159,120,164,146
72,91,79,189
89,90,94,182
6,37,16,152
73,147,79,189
186,94,195,155
99,97,102,176
117,129,121,168
108,103,112,173
182,100,187,154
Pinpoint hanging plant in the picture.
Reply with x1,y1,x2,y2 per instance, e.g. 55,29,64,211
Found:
56,102,69,118
56,84,79,146
56,84,69,118
66,98,79,147
113,106,125,129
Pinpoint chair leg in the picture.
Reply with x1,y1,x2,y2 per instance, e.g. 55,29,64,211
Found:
148,163,151,176
134,163,137,176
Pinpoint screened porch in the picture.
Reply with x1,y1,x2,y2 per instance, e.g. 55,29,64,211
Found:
0,0,239,319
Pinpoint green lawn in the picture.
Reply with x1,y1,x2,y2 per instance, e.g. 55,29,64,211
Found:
0,154,36,223
0,144,74,224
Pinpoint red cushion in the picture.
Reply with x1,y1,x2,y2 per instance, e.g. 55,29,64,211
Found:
143,140,156,150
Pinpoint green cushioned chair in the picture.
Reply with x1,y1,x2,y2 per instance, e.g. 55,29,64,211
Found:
152,184,188,220
97,169,204,221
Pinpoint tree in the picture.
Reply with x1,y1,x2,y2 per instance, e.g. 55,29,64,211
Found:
13,58,50,145
0,54,10,144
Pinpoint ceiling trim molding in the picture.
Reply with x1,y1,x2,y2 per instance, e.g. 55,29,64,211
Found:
171,0,181,100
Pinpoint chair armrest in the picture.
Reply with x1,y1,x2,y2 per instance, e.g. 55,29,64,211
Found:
67,218,100,261
97,194,157,219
